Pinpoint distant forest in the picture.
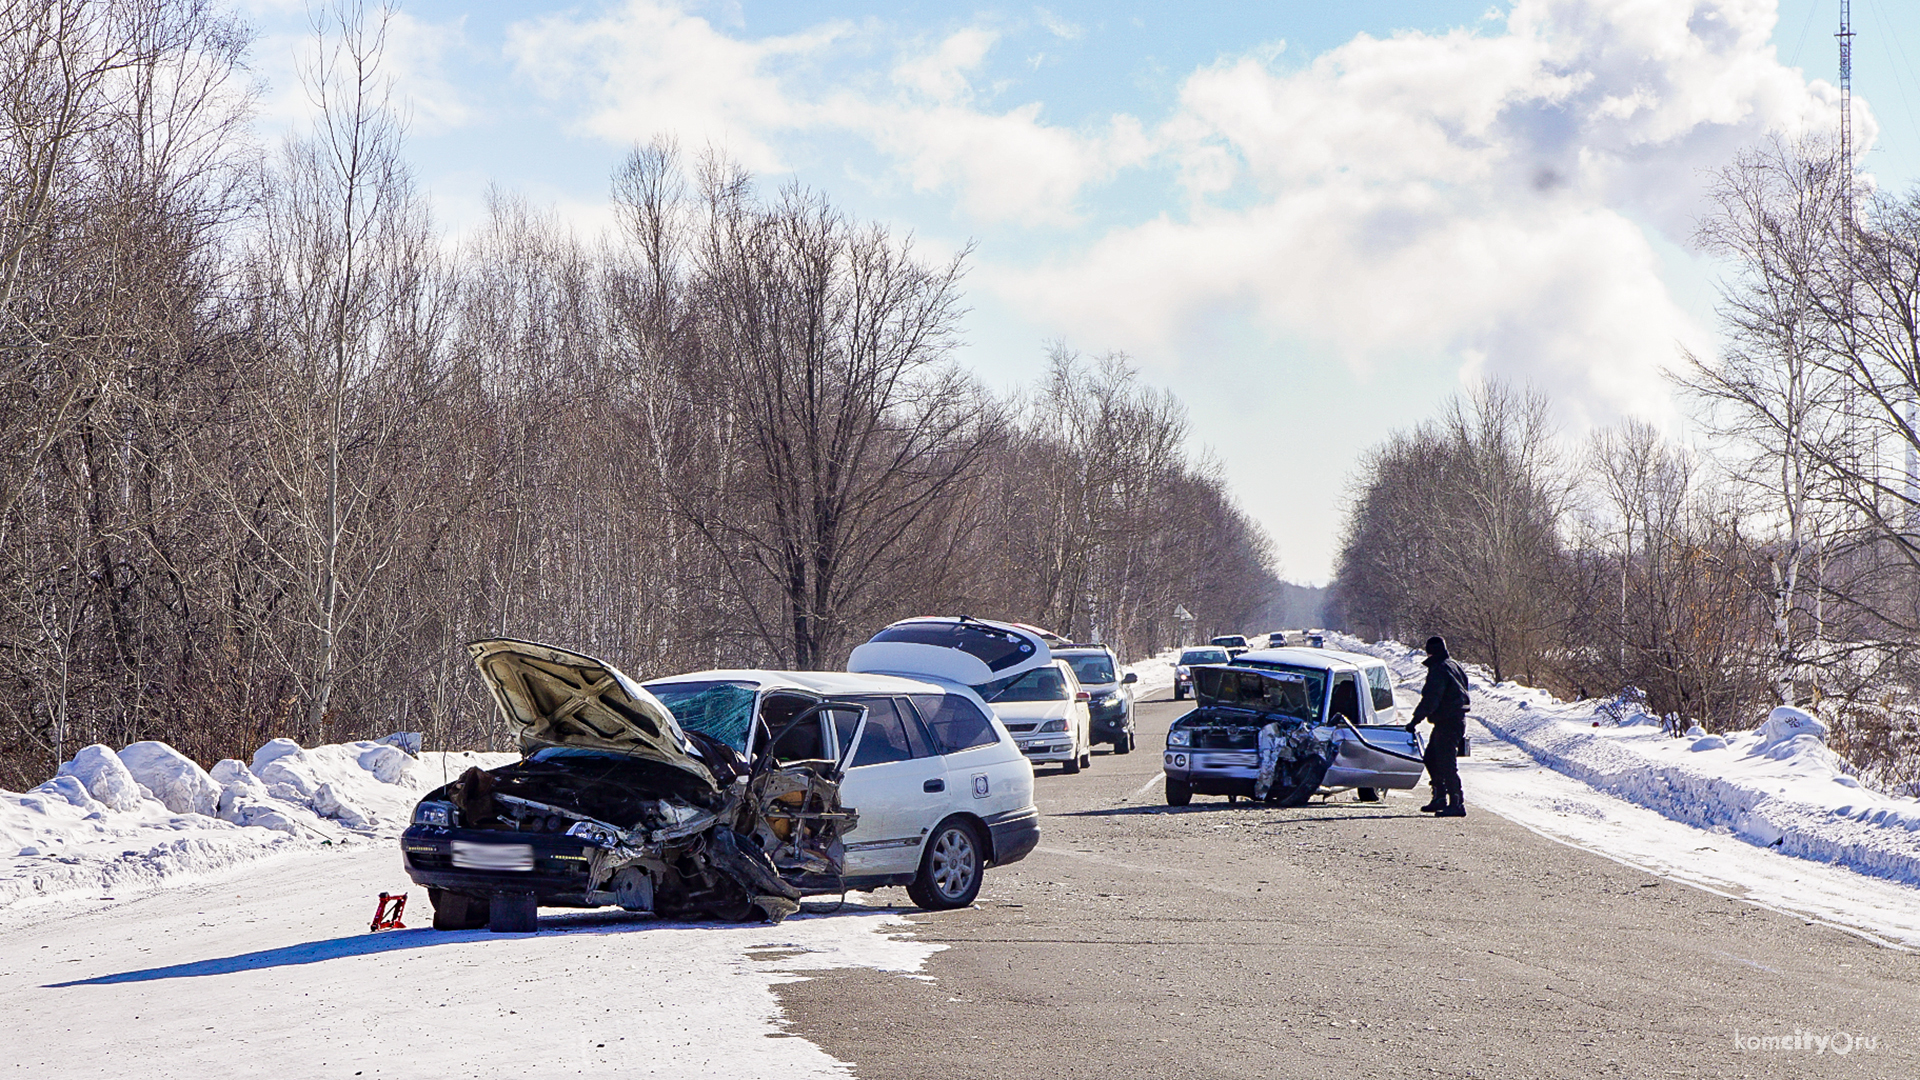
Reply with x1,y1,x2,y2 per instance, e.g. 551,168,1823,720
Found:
0,2,1294,787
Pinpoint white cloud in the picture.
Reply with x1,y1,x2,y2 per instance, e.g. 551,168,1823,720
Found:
995,0,1861,431
505,0,842,173
892,27,998,102
507,5,1142,225
246,7,475,139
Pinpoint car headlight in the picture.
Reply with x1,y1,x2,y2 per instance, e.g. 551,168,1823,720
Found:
1039,718,1067,732
411,801,453,827
1094,690,1119,705
565,820,623,847
1168,729,1190,747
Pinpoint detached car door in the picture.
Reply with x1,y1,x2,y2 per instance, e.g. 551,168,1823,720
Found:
833,696,950,878
1322,670,1425,790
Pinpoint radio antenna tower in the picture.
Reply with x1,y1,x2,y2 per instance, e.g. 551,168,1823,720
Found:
1839,0,1855,223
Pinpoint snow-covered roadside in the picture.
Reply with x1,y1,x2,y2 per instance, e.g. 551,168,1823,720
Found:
1334,634,1920,891
1460,719,1920,949
1122,653,1176,696
0,844,940,1079
2,735,515,911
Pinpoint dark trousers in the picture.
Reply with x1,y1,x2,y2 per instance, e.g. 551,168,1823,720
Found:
1423,718,1465,801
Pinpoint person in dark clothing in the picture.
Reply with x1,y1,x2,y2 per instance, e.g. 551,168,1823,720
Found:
1405,635,1470,817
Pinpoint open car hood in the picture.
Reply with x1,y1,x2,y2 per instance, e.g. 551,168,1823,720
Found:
1192,665,1318,720
467,639,715,792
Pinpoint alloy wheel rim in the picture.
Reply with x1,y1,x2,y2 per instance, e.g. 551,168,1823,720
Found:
930,827,977,899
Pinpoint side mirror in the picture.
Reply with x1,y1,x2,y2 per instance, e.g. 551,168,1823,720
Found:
1122,672,1139,685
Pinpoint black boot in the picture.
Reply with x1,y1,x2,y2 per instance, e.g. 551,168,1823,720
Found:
1418,787,1445,813
1437,780,1465,817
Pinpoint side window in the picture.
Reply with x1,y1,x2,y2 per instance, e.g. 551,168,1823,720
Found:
909,693,999,753
1328,674,1360,723
767,715,825,761
840,697,927,768
1366,666,1395,713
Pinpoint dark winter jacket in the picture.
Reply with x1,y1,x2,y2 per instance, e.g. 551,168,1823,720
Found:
1411,648,1471,726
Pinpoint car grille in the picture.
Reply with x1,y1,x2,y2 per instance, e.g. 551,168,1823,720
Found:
1003,722,1037,733
1181,727,1259,750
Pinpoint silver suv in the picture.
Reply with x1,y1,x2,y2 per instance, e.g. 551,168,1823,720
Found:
1052,644,1138,753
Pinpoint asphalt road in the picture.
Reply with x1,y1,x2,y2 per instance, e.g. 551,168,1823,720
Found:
778,693,1920,1080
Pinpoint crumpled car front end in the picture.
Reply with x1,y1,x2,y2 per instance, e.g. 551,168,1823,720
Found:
401,640,857,930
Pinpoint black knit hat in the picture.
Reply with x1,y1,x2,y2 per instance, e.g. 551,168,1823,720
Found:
1424,636,1447,657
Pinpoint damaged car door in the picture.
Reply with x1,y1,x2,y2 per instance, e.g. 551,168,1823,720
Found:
829,695,950,881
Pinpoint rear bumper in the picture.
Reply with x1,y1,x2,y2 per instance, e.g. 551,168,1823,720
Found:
983,806,1040,866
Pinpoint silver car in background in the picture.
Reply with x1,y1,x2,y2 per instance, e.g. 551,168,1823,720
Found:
1164,648,1423,807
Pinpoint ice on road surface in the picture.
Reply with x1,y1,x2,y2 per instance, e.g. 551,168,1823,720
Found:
0,846,940,1079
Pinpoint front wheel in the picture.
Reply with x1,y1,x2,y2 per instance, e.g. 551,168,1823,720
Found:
907,818,984,910
1165,776,1192,806
1174,686,1186,700
428,887,488,931
1114,732,1133,754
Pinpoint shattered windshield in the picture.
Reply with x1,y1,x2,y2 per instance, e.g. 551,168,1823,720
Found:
1062,654,1115,685
644,680,758,752
1194,666,1325,723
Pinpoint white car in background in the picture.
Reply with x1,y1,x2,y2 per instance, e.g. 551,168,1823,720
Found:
977,659,1094,773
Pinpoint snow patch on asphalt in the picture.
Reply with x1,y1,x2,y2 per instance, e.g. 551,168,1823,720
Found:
0,846,942,1079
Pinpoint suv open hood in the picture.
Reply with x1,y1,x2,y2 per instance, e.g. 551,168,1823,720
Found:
467,639,714,791
1192,665,1319,720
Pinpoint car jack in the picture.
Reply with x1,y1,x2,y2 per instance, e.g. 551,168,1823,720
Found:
369,891,408,932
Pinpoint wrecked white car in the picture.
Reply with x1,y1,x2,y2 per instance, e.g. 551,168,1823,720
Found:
401,640,869,932
1164,650,1425,807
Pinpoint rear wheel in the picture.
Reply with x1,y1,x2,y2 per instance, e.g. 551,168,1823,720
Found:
907,818,984,910
428,888,488,931
1165,776,1192,806
1357,787,1382,802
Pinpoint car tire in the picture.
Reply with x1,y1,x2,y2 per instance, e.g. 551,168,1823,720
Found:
907,817,984,910
1114,732,1132,754
1165,776,1192,806
1357,787,1381,802
1061,751,1081,774
1174,686,1186,700
1079,747,1092,770
488,891,539,933
1265,781,1317,808
429,888,488,931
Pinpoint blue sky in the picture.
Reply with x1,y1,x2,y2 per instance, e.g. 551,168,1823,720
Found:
241,0,1920,585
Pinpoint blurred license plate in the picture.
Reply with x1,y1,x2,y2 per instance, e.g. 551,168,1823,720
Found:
452,841,533,871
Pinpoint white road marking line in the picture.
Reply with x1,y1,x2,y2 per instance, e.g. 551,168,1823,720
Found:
1127,771,1166,802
